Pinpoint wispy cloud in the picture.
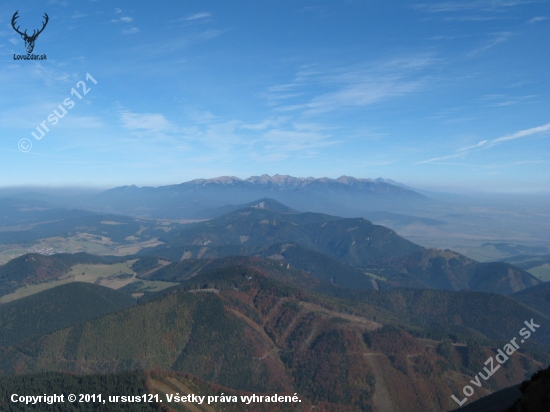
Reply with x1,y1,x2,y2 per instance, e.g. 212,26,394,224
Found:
266,56,435,115
413,153,463,165
122,27,139,35
259,123,335,154
442,15,499,21
457,140,488,151
415,1,538,26
111,16,134,23
120,111,174,133
480,93,537,107
415,122,550,164
117,109,336,162
467,32,514,56
186,12,211,21
191,118,335,159
109,28,225,60
528,16,548,23
415,1,535,13
490,122,550,145
304,78,423,114
169,12,212,25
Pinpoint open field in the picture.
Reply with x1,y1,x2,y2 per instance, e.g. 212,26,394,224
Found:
67,260,138,281
528,264,550,282
0,236,110,264
0,235,165,265
112,238,164,255
0,260,177,304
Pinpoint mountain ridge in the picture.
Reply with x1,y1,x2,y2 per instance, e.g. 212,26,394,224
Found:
110,174,424,193
75,174,431,219
143,200,539,295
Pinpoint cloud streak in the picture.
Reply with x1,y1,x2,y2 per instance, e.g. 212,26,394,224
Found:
490,122,550,144
456,140,488,151
117,109,336,162
528,16,548,23
267,56,435,115
467,32,514,56
302,78,424,115
120,111,175,134
416,1,536,13
415,122,550,164
186,12,211,21
413,153,463,165
122,28,139,35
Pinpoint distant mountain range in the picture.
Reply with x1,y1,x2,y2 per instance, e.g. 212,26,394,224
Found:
45,174,433,219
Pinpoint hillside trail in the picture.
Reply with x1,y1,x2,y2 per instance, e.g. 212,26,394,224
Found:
365,353,397,412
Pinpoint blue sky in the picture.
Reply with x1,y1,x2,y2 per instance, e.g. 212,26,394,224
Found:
0,0,549,192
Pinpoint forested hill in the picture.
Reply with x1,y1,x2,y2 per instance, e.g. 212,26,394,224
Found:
0,282,135,347
141,200,539,295
0,265,547,411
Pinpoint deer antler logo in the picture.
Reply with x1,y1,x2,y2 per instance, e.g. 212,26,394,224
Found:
11,11,49,54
